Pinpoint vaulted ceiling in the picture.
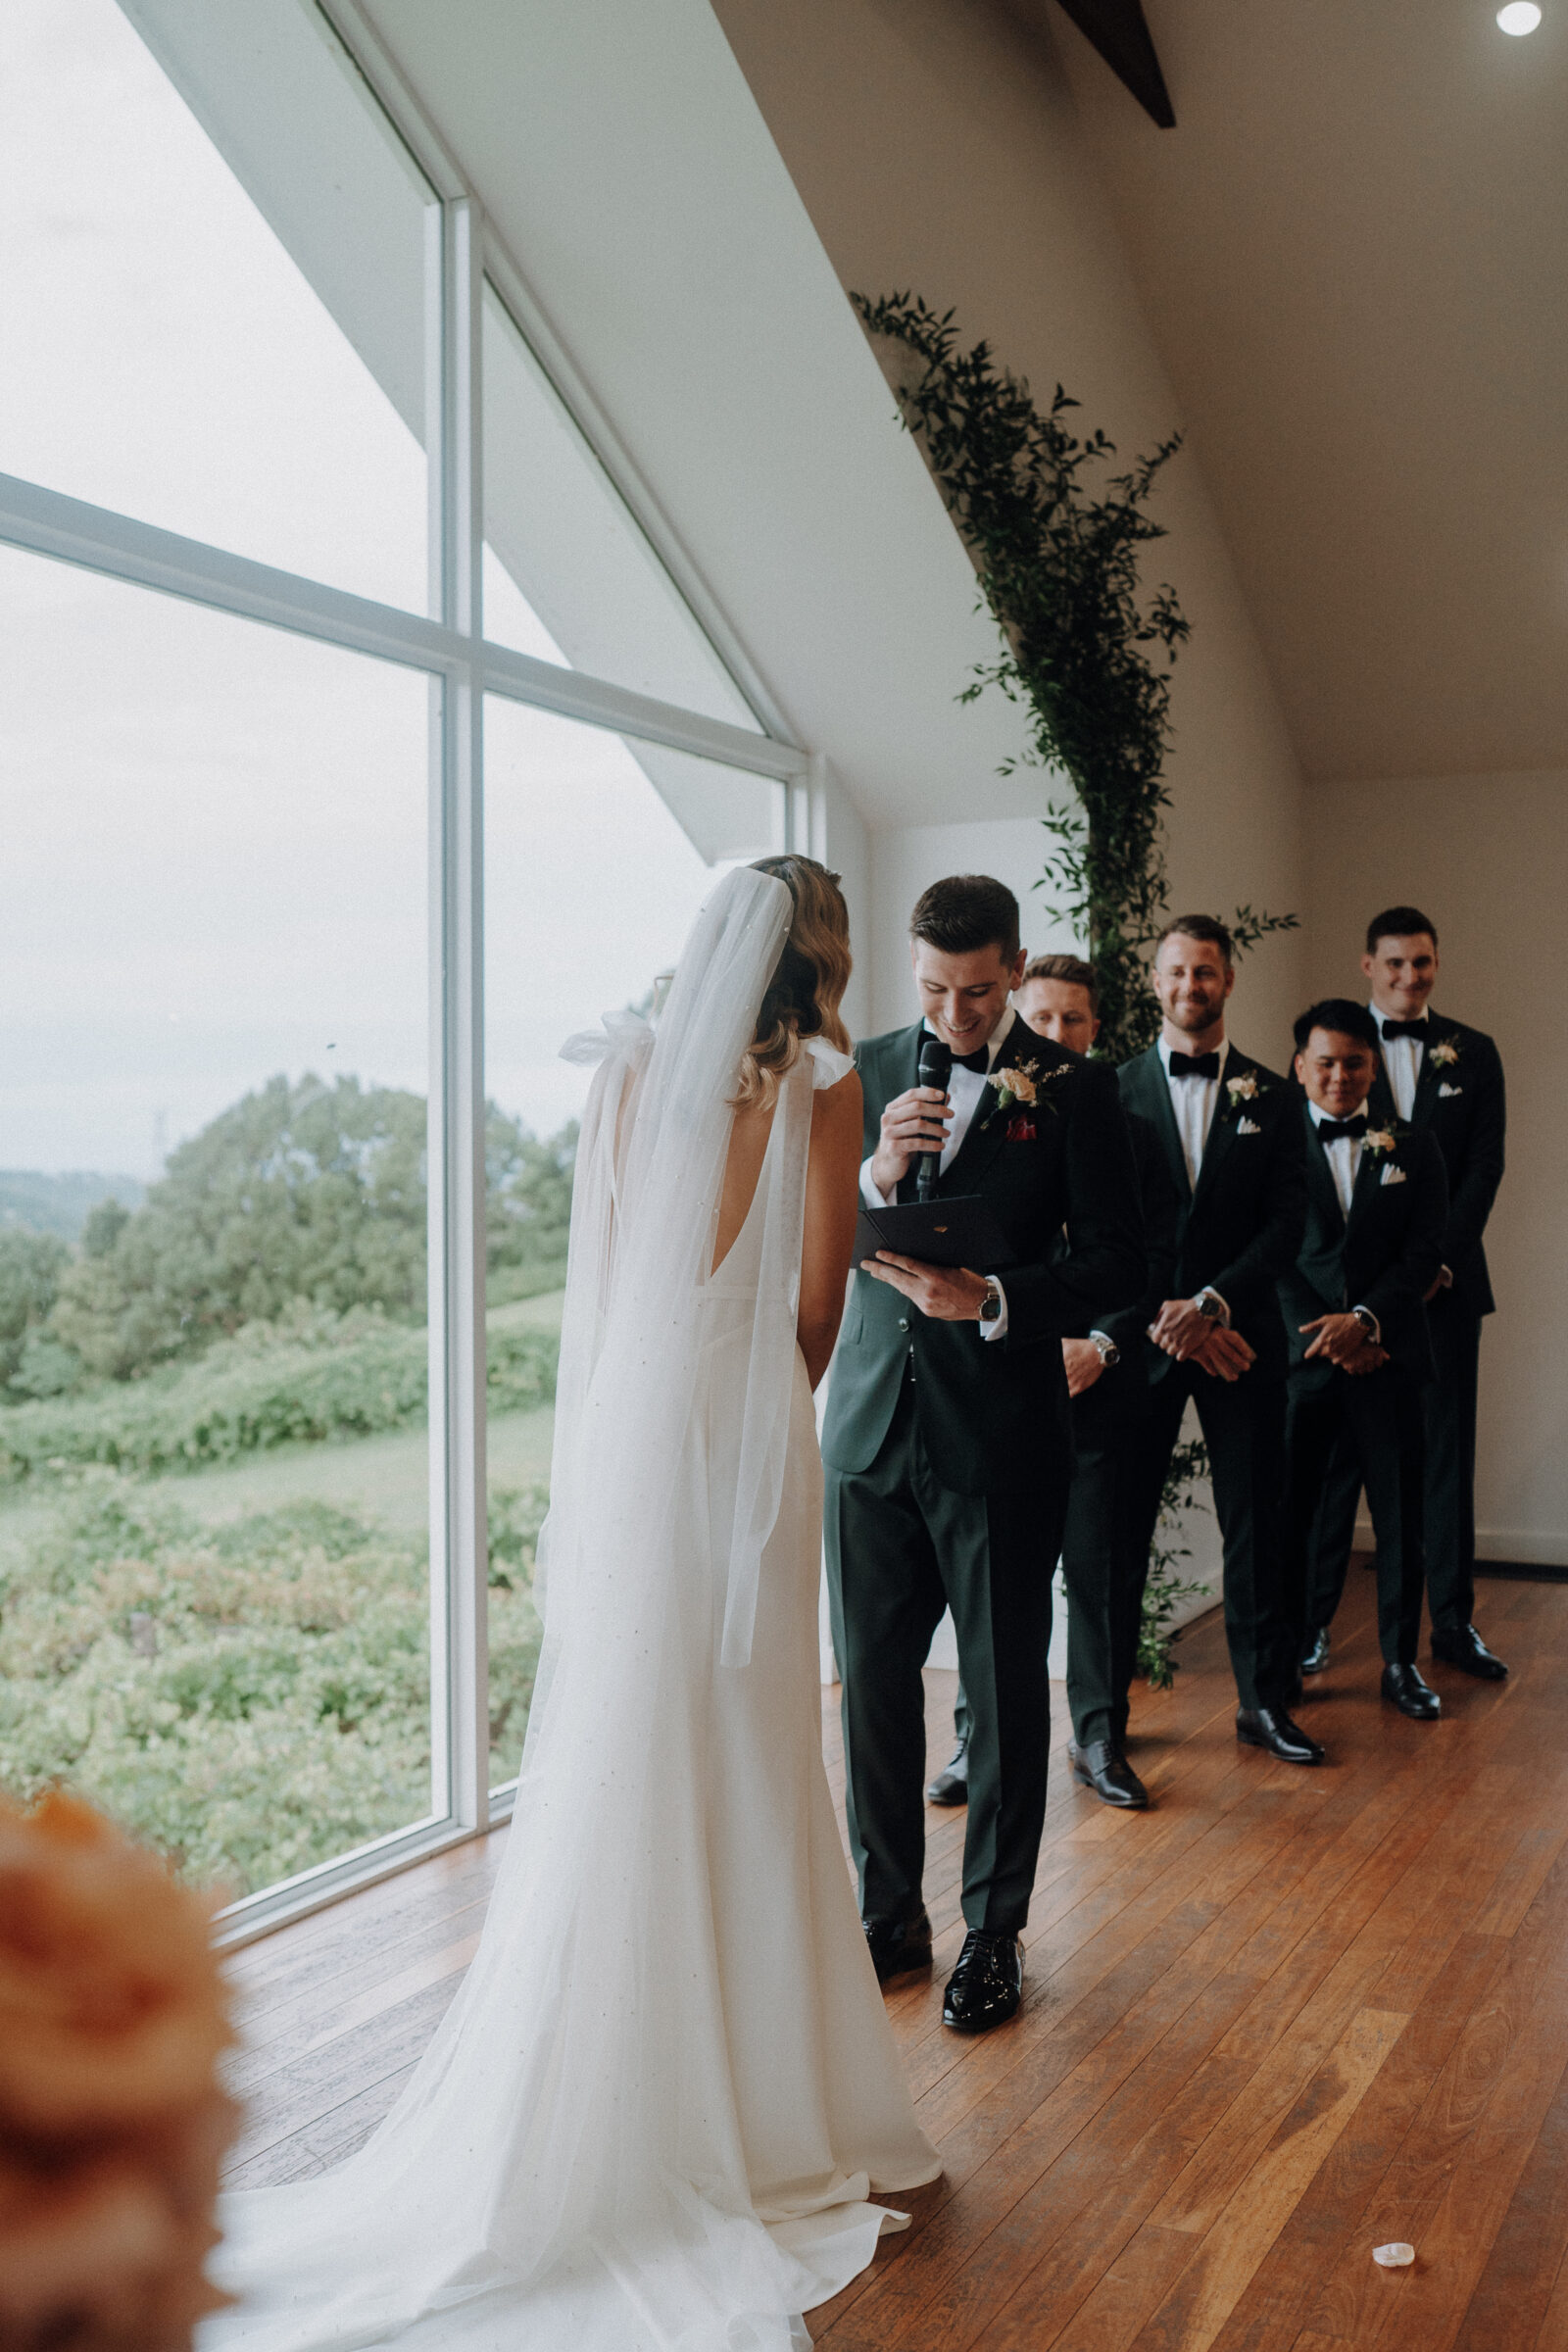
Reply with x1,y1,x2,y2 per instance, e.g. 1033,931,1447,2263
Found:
1035,0,1568,782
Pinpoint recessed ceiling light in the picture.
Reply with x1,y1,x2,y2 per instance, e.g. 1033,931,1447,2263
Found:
1496,3,1542,31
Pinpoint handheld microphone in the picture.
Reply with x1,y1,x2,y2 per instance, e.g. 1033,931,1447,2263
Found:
915,1034,953,1202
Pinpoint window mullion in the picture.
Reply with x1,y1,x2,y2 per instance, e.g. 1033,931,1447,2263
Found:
428,195,488,1835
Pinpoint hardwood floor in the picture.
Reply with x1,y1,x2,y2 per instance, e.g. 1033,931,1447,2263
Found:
221,1565,1568,2350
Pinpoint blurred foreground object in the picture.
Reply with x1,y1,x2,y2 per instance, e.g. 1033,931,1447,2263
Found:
0,1790,236,2352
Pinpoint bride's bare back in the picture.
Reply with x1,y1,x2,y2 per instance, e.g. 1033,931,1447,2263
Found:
712,1063,863,1389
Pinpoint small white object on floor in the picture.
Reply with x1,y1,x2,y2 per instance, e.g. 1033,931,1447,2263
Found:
1373,2242,1415,2268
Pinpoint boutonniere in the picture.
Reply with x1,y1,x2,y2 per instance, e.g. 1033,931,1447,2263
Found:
1236,1116,1262,1136
982,1058,1070,1128
1225,1071,1260,1103
1439,1081,1462,1098
1362,1125,1398,1156
1380,1163,1407,1187
1430,1037,1460,1067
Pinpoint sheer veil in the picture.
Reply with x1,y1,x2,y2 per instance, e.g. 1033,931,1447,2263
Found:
208,864,894,2352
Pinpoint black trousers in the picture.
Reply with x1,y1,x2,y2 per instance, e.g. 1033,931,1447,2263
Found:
950,1408,1148,1756
1288,1369,1426,1664
823,1371,1063,1936
1123,1362,1294,1711
1309,1292,1483,1635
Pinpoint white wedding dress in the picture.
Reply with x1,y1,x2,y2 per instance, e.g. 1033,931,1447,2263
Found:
207,867,940,2352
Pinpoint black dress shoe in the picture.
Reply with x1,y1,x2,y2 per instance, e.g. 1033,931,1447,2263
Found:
1382,1663,1442,1720
1236,1706,1326,1765
1431,1623,1509,1681
863,1910,933,1984
941,1929,1023,2033
1300,1627,1331,1676
1068,1738,1150,1810
925,1738,969,1805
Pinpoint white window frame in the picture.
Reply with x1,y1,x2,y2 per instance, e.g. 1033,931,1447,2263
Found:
0,0,816,1948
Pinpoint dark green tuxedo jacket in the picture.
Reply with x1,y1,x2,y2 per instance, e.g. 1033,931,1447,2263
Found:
821,1017,1145,1494
1368,1011,1504,1318
1116,1044,1306,1381
1279,1104,1447,1390
1056,1108,1183,1432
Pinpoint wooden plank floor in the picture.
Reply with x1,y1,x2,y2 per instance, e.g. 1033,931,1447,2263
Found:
221,1564,1568,2350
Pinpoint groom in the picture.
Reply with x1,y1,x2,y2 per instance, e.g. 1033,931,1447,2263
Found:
823,876,1144,2033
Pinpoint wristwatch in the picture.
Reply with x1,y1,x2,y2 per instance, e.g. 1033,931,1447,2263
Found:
1195,1292,1224,1323
1091,1331,1121,1369
1350,1305,1379,1340
979,1277,1004,1325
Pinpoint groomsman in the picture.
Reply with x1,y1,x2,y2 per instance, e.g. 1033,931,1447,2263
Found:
926,955,1181,1813
1117,917,1319,1763
823,878,1144,2033
1307,907,1508,1680
1282,1003,1448,1717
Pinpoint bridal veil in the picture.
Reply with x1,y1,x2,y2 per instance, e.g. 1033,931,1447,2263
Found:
208,865,938,2352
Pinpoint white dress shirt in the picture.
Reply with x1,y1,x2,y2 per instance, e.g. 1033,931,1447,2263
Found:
1156,1033,1230,1190
1370,1003,1426,1121
860,1007,1018,1341
1156,1033,1231,1321
1306,1099,1380,1341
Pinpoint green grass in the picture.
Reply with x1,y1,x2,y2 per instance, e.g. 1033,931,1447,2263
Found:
0,1298,566,1893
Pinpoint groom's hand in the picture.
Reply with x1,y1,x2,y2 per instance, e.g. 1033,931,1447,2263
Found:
862,1253,989,1321
869,1087,954,1197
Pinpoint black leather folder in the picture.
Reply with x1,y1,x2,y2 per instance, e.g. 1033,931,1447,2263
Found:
854,1197,1016,1274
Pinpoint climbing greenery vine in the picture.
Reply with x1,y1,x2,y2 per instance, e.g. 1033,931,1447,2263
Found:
853,292,1301,1684
850,292,1296,1062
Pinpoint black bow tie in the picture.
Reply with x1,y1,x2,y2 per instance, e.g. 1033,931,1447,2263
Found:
1168,1051,1220,1081
1317,1116,1368,1144
952,1044,993,1075
1381,1019,1427,1042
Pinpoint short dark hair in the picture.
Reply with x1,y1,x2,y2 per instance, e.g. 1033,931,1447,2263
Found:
1021,953,1098,1010
1154,913,1234,967
1366,905,1438,955
1293,998,1381,1054
909,874,1020,961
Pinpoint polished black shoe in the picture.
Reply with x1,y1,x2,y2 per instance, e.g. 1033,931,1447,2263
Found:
925,1738,969,1806
1431,1623,1509,1681
863,1909,933,1985
1236,1706,1326,1765
941,1929,1023,2034
1300,1627,1331,1677
1067,1738,1150,1810
1382,1663,1442,1720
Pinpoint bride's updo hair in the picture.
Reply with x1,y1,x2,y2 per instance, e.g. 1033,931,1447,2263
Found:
732,856,853,1108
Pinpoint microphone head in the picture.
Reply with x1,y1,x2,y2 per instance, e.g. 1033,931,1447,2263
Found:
917,1034,953,1090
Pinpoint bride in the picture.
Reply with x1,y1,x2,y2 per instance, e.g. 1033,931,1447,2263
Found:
208,858,941,2352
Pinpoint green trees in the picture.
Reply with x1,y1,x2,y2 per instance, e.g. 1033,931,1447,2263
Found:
12,1075,577,1394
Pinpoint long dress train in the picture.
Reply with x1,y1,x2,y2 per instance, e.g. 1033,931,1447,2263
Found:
206,866,940,2352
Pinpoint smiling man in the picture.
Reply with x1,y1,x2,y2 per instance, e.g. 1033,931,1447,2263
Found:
822,876,1143,2034
1307,906,1509,1683
1281,1001,1448,1720
1115,916,1316,1764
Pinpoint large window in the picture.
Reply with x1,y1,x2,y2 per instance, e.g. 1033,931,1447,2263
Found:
0,0,808,1940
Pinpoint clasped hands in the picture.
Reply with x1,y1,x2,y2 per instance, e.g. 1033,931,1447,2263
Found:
1298,1312,1388,1376
1147,1298,1256,1383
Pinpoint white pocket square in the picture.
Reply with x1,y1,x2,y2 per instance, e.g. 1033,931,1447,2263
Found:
1439,1082,1462,1097
1236,1117,1262,1135
1380,1163,1407,1186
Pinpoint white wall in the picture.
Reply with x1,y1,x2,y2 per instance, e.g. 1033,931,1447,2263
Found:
1304,770,1567,1566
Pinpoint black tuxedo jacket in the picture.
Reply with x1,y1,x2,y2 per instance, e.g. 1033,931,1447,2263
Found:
821,1016,1145,1494
1117,1043,1306,1381
1368,1010,1504,1318
1279,1104,1447,1390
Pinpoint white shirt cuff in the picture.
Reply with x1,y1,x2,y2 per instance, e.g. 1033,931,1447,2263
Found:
859,1155,892,1211
980,1277,1008,1342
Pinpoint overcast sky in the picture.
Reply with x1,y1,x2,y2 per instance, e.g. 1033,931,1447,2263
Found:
0,0,757,1177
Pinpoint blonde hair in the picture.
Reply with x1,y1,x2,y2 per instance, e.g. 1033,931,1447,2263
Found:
732,857,852,1108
